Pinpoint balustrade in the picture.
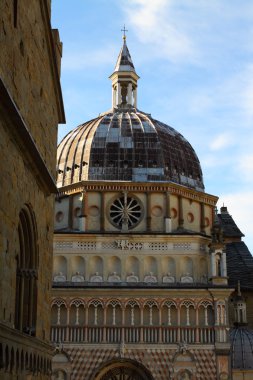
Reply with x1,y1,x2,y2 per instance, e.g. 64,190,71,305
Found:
51,325,217,344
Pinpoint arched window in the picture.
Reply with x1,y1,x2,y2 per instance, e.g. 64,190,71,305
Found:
15,204,38,336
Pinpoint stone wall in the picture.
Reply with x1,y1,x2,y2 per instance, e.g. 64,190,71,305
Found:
0,0,64,377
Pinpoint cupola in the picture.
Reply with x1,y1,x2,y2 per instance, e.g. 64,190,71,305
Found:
109,29,139,109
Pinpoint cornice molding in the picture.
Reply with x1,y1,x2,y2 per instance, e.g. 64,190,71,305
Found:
0,78,57,195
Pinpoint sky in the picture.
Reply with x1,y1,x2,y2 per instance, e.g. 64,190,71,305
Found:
51,0,253,253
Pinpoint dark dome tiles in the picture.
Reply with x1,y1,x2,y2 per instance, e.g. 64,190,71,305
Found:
230,327,253,369
57,110,204,189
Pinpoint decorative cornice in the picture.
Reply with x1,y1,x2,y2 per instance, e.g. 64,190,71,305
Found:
57,180,218,206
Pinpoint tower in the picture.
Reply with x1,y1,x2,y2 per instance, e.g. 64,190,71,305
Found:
51,36,233,380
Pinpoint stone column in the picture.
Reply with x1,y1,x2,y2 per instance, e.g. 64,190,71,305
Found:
165,191,172,233
200,202,205,233
79,190,87,232
222,251,227,277
101,191,105,232
117,83,121,105
127,82,133,105
178,196,184,228
211,251,216,277
147,192,152,232
133,87,137,107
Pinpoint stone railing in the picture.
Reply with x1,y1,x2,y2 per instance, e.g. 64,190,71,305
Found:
50,325,225,345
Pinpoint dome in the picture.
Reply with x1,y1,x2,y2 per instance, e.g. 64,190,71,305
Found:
230,327,253,369
57,37,204,191
57,110,204,190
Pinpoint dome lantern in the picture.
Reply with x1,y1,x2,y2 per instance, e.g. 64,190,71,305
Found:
109,30,139,109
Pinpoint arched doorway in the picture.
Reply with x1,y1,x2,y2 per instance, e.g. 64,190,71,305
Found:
91,359,154,380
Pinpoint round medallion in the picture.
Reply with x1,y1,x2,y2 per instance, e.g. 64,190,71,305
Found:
109,195,142,229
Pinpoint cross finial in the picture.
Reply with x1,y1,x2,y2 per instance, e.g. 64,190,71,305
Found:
121,24,128,41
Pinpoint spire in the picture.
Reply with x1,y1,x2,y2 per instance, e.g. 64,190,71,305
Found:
109,28,140,110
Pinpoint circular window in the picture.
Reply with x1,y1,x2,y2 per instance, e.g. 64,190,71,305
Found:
109,195,142,229
88,205,100,217
204,217,210,227
55,211,64,222
151,206,163,217
187,212,194,223
171,208,177,219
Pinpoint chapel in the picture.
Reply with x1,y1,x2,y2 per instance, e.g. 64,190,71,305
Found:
51,35,253,380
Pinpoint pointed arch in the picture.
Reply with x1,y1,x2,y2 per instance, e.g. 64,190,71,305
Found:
15,204,38,336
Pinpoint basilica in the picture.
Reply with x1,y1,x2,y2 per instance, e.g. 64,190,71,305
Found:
50,35,253,380
1,2,253,379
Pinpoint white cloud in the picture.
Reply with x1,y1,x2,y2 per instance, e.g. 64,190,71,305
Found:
209,133,235,151
122,0,198,63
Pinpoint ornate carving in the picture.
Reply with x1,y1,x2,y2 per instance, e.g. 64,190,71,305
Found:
116,240,143,250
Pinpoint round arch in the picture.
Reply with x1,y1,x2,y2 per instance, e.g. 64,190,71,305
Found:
90,358,154,380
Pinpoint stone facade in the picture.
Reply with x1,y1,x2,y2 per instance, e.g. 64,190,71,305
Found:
0,0,64,378
50,36,236,380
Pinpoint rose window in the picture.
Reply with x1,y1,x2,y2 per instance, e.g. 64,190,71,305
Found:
109,195,142,229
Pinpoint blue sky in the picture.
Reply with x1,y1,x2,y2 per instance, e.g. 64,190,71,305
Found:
52,0,253,253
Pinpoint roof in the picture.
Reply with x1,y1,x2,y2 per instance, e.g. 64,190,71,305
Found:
114,39,136,73
230,326,253,369
218,207,244,238
56,110,204,190
226,242,253,290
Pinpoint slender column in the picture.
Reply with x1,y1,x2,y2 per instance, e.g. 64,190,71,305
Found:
19,275,24,330
66,307,70,341
75,306,79,325
79,190,87,232
112,85,116,107
147,193,152,232
159,308,162,343
94,307,98,325
28,275,34,329
165,191,172,233
178,196,184,228
84,307,88,342
101,192,105,232
167,307,171,326
131,307,134,326
200,202,205,233
149,307,153,326
117,83,121,105
133,87,137,107
112,307,116,325
204,308,208,326
177,306,181,342
186,307,190,326
222,251,227,277
196,307,199,343
211,251,216,276
140,307,144,343
103,307,107,342
57,306,61,325
127,83,133,105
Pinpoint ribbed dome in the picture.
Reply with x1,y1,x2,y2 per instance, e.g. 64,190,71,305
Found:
57,109,204,190
230,327,253,369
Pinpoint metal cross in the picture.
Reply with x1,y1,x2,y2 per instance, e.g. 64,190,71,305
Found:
121,25,128,40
